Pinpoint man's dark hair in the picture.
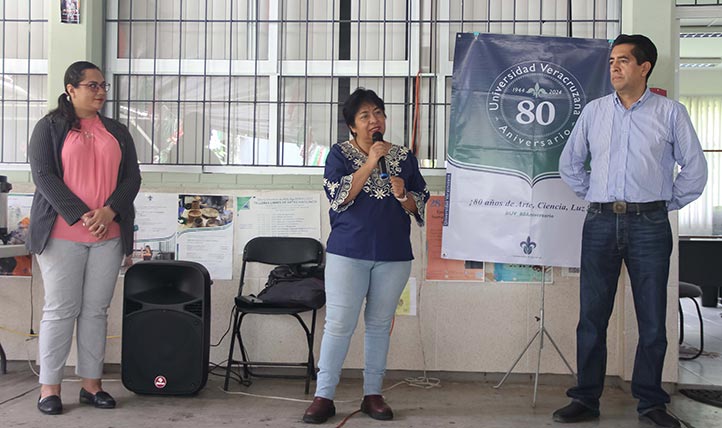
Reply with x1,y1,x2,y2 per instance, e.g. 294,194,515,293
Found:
342,87,386,137
612,34,658,82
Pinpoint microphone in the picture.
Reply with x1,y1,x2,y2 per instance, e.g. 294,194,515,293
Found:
372,132,389,179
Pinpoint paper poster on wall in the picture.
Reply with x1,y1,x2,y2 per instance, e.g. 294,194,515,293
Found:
236,192,321,248
130,192,179,265
425,196,485,282
0,194,32,277
176,194,234,280
60,0,80,24
396,277,417,316
561,266,580,277
491,264,553,283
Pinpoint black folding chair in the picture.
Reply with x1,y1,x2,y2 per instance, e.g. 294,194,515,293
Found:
223,237,324,394
679,281,704,360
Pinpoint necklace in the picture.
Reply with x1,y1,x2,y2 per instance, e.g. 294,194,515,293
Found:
351,139,370,156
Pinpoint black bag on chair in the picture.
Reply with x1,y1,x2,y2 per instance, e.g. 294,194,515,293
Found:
256,265,325,309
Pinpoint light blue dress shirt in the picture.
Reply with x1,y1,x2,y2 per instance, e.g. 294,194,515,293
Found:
559,88,707,211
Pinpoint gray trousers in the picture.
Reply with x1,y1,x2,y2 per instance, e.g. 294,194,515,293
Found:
36,238,123,385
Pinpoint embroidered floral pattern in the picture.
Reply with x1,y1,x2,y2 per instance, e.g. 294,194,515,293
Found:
324,174,354,212
338,140,410,200
408,188,429,226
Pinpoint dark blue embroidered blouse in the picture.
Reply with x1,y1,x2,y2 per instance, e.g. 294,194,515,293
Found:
323,140,430,261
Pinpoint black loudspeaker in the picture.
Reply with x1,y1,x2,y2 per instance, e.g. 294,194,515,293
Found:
121,260,212,395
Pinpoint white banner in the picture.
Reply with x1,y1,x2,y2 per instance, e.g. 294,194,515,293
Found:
442,33,612,268
442,164,586,267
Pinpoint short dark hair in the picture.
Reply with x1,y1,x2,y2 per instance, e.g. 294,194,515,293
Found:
342,88,386,136
611,34,657,81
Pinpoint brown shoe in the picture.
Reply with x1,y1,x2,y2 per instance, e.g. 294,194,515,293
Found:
360,395,393,420
303,397,335,424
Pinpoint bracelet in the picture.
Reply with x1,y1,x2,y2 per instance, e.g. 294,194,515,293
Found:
395,191,408,202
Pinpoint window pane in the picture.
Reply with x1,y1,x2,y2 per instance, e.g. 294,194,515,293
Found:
119,101,155,163
0,5,48,164
181,22,205,60
232,77,269,103
680,153,722,236
105,0,622,169
228,102,272,165
207,22,231,59
205,102,230,164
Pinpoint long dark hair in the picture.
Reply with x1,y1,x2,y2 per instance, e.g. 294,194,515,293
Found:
48,61,101,129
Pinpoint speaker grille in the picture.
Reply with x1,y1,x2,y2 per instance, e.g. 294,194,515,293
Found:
125,299,143,315
122,310,204,394
184,300,203,317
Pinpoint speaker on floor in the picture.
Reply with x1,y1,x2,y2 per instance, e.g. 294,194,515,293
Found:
121,260,212,395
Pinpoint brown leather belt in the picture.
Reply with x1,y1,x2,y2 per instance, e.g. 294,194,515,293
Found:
590,201,666,214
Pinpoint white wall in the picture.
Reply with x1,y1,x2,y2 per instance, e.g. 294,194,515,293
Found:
680,69,722,96
0,175,676,383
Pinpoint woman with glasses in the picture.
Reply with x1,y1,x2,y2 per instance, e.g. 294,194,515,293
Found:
303,88,429,424
27,61,141,415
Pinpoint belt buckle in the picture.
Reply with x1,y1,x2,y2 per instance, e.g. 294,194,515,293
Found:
612,201,627,214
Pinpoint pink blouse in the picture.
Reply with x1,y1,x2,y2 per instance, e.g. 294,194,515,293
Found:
50,115,122,242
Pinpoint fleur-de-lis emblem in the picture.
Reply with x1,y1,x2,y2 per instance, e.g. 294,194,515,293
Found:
526,82,548,98
520,236,537,255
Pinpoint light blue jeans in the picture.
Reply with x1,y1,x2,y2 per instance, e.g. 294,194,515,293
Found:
314,253,412,399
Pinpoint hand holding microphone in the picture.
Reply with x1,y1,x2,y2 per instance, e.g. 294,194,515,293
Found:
372,131,389,179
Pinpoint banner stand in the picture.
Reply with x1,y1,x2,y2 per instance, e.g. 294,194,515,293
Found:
492,266,576,407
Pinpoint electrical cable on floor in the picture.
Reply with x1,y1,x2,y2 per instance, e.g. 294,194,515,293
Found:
214,278,440,428
210,308,234,347
0,384,39,407
29,266,35,336
333,409,361,428
207,359,250,386
0,325,118,340
0,325,38,338
219,387,314,403
24,336,39,377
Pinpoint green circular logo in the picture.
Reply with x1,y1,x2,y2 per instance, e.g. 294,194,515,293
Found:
487,61,586,150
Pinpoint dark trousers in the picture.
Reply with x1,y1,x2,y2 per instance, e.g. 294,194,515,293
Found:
566,206,672,414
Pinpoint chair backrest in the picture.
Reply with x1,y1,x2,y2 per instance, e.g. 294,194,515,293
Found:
238,236,324,295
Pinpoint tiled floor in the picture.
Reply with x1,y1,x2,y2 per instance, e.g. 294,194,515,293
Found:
678,298,722,386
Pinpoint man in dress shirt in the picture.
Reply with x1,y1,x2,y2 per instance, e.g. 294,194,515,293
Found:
553,34,707,428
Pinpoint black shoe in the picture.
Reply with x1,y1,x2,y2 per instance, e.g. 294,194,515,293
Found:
552,401,600,423
639,409,681,428
79,388,116,409
37,395,62,415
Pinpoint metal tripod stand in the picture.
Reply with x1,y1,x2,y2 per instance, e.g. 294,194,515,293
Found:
493,266,576,407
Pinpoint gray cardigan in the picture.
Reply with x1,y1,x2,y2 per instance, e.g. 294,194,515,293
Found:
26,114,142,256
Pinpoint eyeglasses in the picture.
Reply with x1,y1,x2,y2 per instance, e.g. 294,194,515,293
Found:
77,82,111,92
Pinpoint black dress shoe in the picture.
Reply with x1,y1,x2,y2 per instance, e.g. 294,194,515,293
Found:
303,397,335,424
37,395,62,415
360,395,394,421
79,388,116,409
639,409,681,428
552,401,600,423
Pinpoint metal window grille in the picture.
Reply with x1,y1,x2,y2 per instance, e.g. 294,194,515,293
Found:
0,0,49,164
103,0,621,169
677,0,722,5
